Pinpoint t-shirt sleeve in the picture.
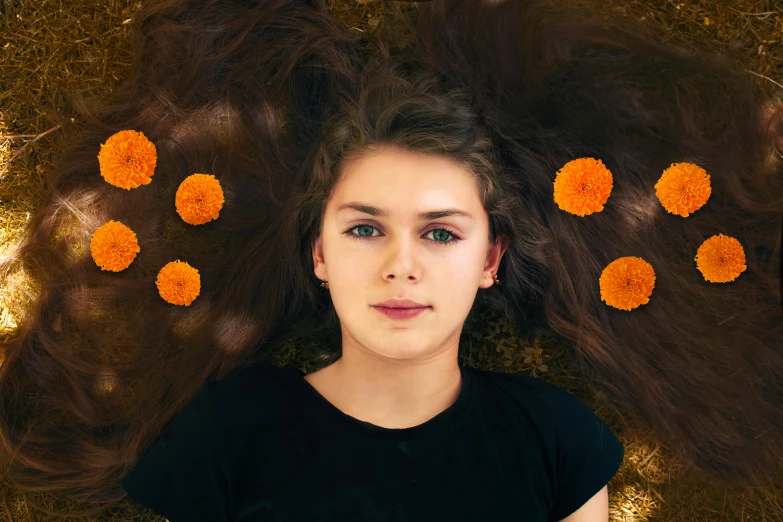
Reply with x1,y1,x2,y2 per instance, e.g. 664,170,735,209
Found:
545,384,625,522
121,382,230,522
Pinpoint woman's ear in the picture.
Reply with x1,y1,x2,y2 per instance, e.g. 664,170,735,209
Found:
312,235,326,281
485,233,510,278
495,233,510,263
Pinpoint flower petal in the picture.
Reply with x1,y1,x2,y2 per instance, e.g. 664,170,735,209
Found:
97,130,157,190
599,256,656,311
695,234,747,283
654,162,711,217
89,220,140,272
156,260,201,306
175,173,225,225
553,158,614,217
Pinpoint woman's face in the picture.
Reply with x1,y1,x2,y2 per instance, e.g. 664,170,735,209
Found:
313,146,508,362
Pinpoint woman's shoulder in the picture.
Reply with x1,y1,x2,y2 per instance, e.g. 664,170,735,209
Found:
470,367,607,430
207,361,294,395
472,367,582,405
470,368,625,494
197,362,299,426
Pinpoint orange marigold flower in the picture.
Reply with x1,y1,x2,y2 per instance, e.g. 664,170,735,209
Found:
654,162,711,217
175,173,225,225
156,260,201,306
694,234,746,283
97,130,157,190
89,220,140,272
599,256,656,311
553,158,614,217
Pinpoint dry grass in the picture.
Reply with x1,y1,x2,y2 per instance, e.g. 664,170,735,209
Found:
0,0,781,520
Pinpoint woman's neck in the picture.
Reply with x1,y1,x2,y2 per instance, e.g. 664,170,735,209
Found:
303,352,463,429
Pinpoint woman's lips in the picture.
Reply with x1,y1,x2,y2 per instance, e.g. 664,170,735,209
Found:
373,306,430,320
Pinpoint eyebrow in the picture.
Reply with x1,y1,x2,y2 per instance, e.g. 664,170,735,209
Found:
337,202,475,220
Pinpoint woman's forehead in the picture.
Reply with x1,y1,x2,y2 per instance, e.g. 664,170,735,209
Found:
332,149,481,215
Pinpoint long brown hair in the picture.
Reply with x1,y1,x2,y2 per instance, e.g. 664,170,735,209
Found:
0,0,781,517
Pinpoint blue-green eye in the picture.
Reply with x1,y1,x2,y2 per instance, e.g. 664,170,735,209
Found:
343,224,462,246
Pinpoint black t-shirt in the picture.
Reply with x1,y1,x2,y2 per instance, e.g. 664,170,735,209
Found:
121,362,624,522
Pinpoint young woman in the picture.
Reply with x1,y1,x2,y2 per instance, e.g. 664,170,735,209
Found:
0,0,780,520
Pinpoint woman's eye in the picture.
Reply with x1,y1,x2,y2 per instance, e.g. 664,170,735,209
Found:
342,224,462,246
